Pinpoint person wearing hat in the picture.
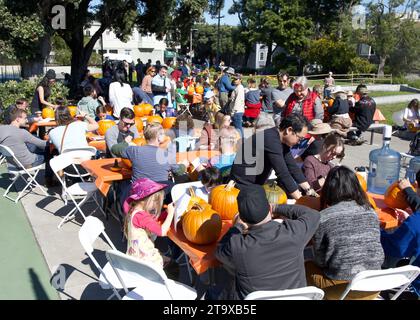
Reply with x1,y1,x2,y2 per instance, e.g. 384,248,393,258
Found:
230,113,316,200
347,84,376,145
228,74,245,137
217,67,236,112
303,132,345,192
215,184,320,300
327,86,352,138
123,178,174,268
300,119,334,161
203,90,220,125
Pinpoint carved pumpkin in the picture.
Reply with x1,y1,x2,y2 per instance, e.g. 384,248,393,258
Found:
97,120,116,136
42,107,55,119
295,196,321,211
162,117,176,129
182,203,222,245
67,106,78,117
135,117,144,132
133,137,146,146
147,115,163,124
356,173,367,192
384,182,414,209
263,181,287,205
209,180,240,220
195,85,204,95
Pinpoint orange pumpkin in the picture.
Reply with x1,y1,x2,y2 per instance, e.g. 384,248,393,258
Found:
142,103,154,116
356,173,367,192
187,85,195,96
42,107,55,119
132,136,146,146
97,119,116,136
367,194,377,210
327,98,334,108
263,181,287,205
209,180,240,220
162,117,176,129
67,105,78,117
121,158,132,168
135,117,144,132
296,196,321,211
182,203,222,245
408,123,418,133
133,104,145,117
147,115,163,124
384,182,414,209
195,85,204,95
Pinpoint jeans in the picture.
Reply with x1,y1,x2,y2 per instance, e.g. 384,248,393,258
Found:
232,112,244,138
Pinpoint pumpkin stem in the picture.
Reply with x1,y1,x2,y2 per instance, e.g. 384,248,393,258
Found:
190,203,203,211
225,180,236,191
189,187,196,198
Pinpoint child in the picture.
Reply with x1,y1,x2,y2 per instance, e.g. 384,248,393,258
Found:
95,105,115,121
243,78,261,128
156,98,169,118
123,178,174,268
209,127,238,178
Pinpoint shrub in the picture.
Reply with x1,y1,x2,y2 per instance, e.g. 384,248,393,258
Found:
348,57,376,74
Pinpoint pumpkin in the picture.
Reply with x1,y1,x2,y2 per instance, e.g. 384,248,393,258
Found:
147,115,163,124
141,103,154,116
263,181,287,205
295,196,321,211
408,123,418,133
195,85,204,95
367,194,377,210
133,104,144,117
97,119,116,136
42,107,55,119
132,137,146,146
135,117,144,132
187,85,195,96
182,203,222,245
356,173,367,192
121,158,132,168
327,98,334,108
162,117,176,129
384,182,414,209
209,180,240,220
67,105,78,117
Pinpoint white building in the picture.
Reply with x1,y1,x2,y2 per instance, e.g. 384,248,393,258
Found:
247,43,286,70
87,22,167,64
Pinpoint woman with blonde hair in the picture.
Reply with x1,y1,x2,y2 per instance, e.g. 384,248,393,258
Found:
141,66,156,100
196,112,231,150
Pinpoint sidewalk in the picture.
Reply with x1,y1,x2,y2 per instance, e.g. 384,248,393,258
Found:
0,167,59,300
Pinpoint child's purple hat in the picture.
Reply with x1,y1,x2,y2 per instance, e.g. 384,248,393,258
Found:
122,178,167,214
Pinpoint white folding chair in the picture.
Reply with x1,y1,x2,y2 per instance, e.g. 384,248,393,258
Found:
339,265,420,300
105,249,197,300
50,153,106,229
173,136,198,152
245,286,325,300
0,155,6,166
0,144,48,203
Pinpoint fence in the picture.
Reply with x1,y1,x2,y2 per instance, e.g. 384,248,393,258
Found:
0,65,21,83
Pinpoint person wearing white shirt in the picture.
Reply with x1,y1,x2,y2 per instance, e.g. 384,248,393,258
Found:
403,99,419,129
108,69,134,119
151,65,172,109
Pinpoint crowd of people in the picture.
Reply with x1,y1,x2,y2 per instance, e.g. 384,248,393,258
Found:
0,63,419,301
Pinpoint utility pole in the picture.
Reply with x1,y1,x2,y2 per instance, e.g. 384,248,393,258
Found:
189,28,198,63
216,8,224,65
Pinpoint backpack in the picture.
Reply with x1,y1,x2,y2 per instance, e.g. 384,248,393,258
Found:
409,132,420,156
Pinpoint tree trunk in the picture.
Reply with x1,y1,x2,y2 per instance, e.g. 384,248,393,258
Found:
20,35,51,79
265,43,273,71
377,56,386,77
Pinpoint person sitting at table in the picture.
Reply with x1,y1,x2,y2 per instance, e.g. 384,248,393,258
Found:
0,108,55,186
214,184,320,300
397,174,420,212
302,133,344,193
166,113,196,153
208,127,238,178
105,107,140,158
95,105,115,122
230,113,316,199
196,113,231,151
305,166,384,300
300,119,334,161
49,106,98,153
155,98,174,118
77,84,106,119
122,178,175,269
3,99,42,126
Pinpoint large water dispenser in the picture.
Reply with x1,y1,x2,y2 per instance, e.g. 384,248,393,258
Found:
405,156,420,183
367,125,401,194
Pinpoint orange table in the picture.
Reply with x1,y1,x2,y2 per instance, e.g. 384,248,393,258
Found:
29,121,57,133
167,221,232,275
81,150,220,196
86,132,106,152
367,192,399,230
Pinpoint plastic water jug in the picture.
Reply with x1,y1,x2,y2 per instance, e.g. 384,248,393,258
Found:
405,156,420,184
367,125,401,194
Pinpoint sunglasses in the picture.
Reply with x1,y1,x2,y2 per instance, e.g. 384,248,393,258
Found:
122,120,135,127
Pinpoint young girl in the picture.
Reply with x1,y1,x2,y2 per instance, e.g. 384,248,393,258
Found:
95,105,115,121
243,78,261,127
403,99,419,130
123,178,174,267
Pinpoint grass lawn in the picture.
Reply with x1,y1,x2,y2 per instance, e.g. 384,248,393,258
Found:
369,91,414,97
377,102,407,125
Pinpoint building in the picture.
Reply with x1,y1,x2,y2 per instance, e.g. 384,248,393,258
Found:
246,43,286,70
88,22,167,64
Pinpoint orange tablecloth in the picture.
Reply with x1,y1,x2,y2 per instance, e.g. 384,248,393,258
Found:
86,132,106,151
29,121,57,133
81,150,220,196
367,192,399,230
167,220,232,275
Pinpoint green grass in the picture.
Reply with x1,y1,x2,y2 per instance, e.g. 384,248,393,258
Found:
369,91,414,97
377,102,407,126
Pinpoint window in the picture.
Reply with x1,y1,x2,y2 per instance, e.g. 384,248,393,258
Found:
98,50,107,55
85,30,91,37
259,51,265,61
109,50,118,54
125,50,131,55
